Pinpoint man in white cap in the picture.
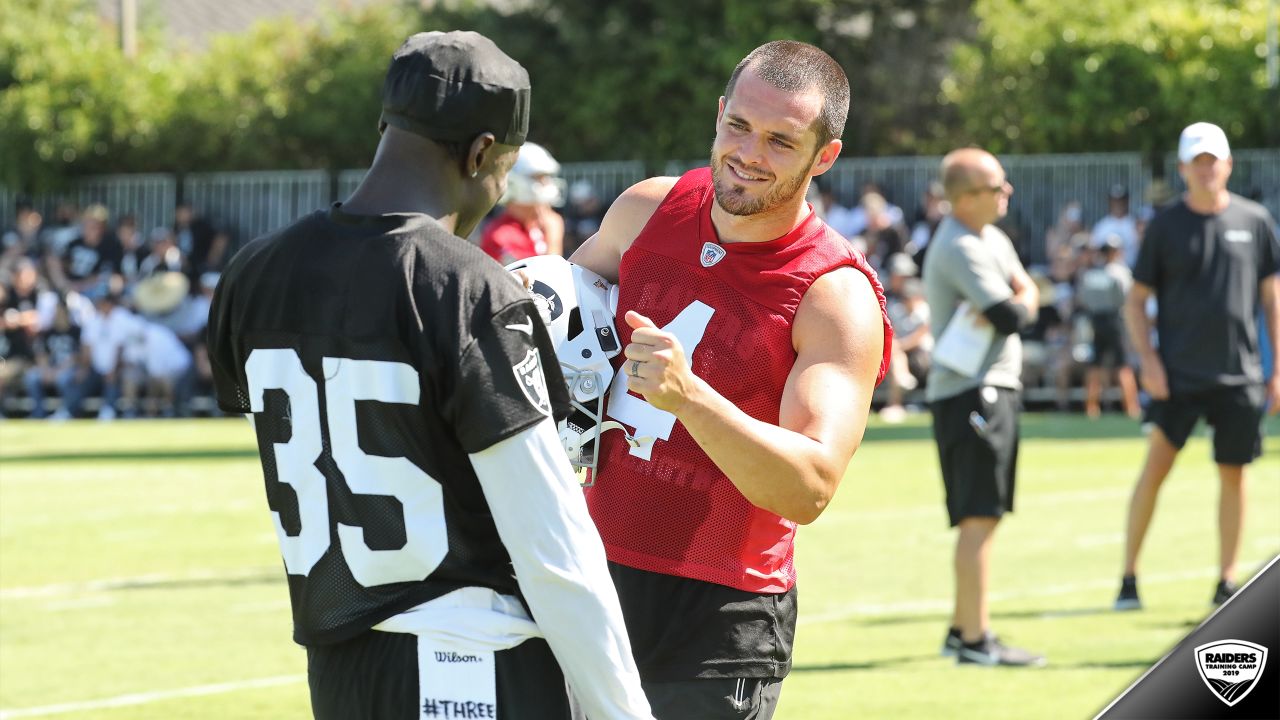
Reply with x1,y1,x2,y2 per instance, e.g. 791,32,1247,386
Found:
1114,122,1280,611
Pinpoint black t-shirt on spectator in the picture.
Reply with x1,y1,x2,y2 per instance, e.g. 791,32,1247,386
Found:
34,326,82,368
62,235,124,281
1133,194,1280,393
0,287,38,360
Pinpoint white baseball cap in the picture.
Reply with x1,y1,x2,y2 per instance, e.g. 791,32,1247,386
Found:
1177,122,1231,163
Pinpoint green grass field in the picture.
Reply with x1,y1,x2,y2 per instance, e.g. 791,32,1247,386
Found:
1,414,1276,719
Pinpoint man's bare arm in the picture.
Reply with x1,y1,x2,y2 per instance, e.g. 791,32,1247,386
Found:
569,177,677,282
625,267,884,524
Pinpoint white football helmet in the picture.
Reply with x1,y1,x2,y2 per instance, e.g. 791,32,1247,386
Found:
505,255,634,481
504,142,566,207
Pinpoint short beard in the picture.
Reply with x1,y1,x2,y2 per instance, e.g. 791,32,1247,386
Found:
709,145,811,217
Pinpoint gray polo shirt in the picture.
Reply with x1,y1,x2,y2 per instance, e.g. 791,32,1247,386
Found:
922,215,1026,401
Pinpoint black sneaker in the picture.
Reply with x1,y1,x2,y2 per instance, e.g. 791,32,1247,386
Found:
1114,575,1142,611
1212,580,1237,606
941,627,962,657
956,633,1046,667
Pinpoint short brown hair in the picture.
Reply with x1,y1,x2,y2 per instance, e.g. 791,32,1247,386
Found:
724,41,850,148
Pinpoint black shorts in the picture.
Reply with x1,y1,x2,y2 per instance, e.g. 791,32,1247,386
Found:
307,630,571,720
931,386,1021,527
643,677,783,720
1145,384,1266,465
1088,314,1126,369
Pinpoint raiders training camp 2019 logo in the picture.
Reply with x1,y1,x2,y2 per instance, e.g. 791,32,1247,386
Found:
513,348,552,417
700,241,726,267
1194,640,1268,707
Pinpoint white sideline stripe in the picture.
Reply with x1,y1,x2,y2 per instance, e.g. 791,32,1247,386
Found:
0,675,305,719
799,563,1265,625
0,567,279,600
822,487,1130,524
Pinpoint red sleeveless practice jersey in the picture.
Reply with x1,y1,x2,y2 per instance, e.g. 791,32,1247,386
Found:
585,168,891,593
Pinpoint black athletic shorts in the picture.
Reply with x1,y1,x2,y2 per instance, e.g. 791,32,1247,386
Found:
1144,384,1266,465
1088,313,1126,369
930,386,1021,527
642,677,783,720
307,630,571,720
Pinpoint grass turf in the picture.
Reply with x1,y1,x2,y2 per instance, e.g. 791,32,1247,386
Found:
1,413,1275,719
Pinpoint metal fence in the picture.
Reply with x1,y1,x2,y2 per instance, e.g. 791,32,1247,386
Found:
999,153,1147,265
183,170,329,245
559,161,646,204
1162,149,1280,223
663,153,1146,266
3,150,1272,255
0,174,178,240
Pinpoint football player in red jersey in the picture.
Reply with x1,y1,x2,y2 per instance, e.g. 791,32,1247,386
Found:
569,41,891,719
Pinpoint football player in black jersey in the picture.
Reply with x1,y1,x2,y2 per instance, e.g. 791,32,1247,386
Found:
207,31,652,720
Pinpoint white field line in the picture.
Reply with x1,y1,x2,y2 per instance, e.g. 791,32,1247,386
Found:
0,675,305,719
820,487,1130,525
799,559,1277,625
0,567,280,600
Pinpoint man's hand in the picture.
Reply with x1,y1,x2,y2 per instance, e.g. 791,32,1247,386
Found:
1267,374,1280,416
623,310,698,414
1138,353,1169,401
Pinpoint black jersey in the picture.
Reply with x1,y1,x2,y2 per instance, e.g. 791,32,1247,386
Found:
1134,195,1280,393
208,205,571,647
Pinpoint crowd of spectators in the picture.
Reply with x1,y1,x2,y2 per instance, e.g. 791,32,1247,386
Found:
0,202,226,419
814,178,1176,421
0,175,1203,422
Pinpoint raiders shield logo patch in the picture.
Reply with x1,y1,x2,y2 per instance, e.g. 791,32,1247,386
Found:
1194,640,1268,707
700,242,726,267
513,348,552,417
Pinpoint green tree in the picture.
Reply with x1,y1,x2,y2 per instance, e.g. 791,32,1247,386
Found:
0,0,179,191
943,0,1274,156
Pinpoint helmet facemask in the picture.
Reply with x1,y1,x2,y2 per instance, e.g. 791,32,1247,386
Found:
506,255,630,482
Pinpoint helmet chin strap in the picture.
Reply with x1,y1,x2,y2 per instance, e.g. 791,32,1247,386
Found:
598,421,651,449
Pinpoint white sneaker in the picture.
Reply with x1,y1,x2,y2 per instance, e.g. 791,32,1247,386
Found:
49,408,72,422
97,406,117,422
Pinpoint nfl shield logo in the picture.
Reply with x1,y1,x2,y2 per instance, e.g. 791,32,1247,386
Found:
512,348,552,417
1194,640,1268,707
700,242,726,267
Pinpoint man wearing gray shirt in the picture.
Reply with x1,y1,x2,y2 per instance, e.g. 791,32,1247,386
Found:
922,148,1044,667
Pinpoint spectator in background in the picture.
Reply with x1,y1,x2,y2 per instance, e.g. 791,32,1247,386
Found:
883,252,918,305
138,227,187,278
138,319,192,418
480,141,566,263
842,180,904,238
817,181,858,239
563,180,604,256
115,215,147,284
195,229,231,277
1076,236,1140,419
2,204,43,271
76,289,144,421
907,181,948,266
24,298,85,420
0,258,48,410
923,147,1044,667
184,273,219,407
854,192,909,274
881,276,931,423
39,202,81,259
1115,122,1280,611
1091,185,1139,267
1043,201,1084,266
52,205,123,294
173,203,216,273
